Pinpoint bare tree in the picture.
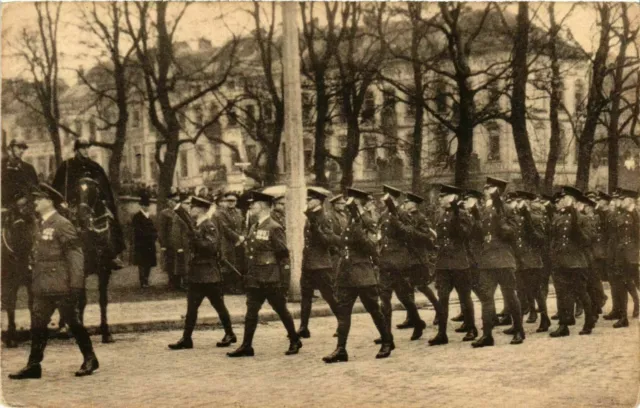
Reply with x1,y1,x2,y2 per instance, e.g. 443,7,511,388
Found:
124,2,239,204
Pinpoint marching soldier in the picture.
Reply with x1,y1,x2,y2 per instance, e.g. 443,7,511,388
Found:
52,138,125,267
548,186,596,337
608,188,639,328
2,192,37,348
590,191,613,318
577,193,605,321
227,191,301,357
216,191,246,295
329,194,349,236
297,188,341,338
377,185,429,342
9,183,99,379
1,137,39,209
428,184,478,346
158,192,180,289
169,196,236,350
323,188,393,363
171,192,195,288
470,177,524,348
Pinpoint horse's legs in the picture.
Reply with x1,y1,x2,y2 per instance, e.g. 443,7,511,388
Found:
99,264,115,343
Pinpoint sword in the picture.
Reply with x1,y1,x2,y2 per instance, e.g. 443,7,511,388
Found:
220,257,243,277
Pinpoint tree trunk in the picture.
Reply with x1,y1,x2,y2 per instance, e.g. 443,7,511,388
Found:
511,3,540,192
157,137,179,208
544,4,561,195
411,98,424,192
48,124,63,168
108,118,128,200
264,142,280,186
454,126,474,187
340,123,360,190
313,77,329,187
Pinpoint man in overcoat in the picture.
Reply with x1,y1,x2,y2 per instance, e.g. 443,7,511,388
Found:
131,192,157,288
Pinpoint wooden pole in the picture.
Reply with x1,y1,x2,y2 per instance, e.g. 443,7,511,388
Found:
282,2,304,301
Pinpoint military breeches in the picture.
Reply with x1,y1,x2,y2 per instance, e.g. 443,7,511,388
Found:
611,263,639,317
553,268,594,326
334,286,392,348
184,283,232,339
242,286,297,346
300,268,339,329
473,268,522,336
30,294,94,365
379,268,421,333
436,269,475,332
518,268,547,315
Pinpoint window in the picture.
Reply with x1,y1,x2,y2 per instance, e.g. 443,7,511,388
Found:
534,122,547,162
228,141,241,164
435,124,448,158
363,136,376,170
304,149,313,170
131,110,141,128
435,81,447,113
558,80,565,109
487,122,501,162
48,156,55,176
382,89,397,129
180,150,189,178
133,145,143,178
559,128,567,164
213,142,222,166
335,95,347,123
361,91,375,124
574,79,585,114
74,119,83,137
246,145,257,164
302,94,313,126
150,154,159,179
263,104,273,122
246,105,256,130
488,82,500,112
194,106,203,126
227,106,238,127
89,119,97,142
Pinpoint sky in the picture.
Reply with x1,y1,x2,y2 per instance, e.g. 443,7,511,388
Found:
0,2,623,86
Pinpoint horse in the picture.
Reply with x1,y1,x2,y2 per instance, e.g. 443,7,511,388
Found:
1,203,36,347
61,177,118,343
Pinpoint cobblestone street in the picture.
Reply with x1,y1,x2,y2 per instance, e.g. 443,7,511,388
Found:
2,306,638,408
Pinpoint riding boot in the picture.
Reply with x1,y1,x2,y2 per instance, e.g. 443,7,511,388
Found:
100,324,114,344
5,311,18,348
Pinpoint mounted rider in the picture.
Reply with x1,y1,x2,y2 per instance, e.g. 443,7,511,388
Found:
1,137,39,210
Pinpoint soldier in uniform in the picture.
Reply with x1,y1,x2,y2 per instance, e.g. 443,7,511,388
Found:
470,177,525,348
377,185,429,343
227,191,302,357
52,138,125,267
171,192,195,288
329,194,349,236
215,191,246,295
428,185,478,346
271,194,286,228
323,188,393,363
297,188,341,338
608,188,639,328
158,192,180,289
9,183,99,379
1,192,37,347
548,186,597,337
1,137,39,209
590,191,613,317
169,196,236,350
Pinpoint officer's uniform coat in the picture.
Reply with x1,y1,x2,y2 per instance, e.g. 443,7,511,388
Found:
188,217,223,284
244,216,289,288
1,158,38,208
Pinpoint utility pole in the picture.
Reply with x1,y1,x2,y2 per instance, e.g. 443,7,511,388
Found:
282,2,304,301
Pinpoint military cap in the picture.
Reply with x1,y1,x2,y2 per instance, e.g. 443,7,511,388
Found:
273,195,286,202
247,190,274,204
382,185,403,199
329,194,345,204
584,191,598,200
346,187,372,202
167,191,180,200
539,194,554,202
8,137,28,149
405,192,424,204
307,187,328,201
618,188,639,199
515,190,536,201
222,190,240,199
484,177,509,193
32,182,65,205
73,138,92,150
578,194,596,207
178,191,191,203
551,191,563,204
596,191,612,202
191,196,212,209
139,191,151,206
464,189,483,200
504,192,519,203
439,184,463,196
558,185,583,198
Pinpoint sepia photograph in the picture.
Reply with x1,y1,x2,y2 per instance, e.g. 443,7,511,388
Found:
0,1,639,407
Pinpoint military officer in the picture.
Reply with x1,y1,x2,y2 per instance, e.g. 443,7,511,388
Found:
323,188,394,363
297,188,341,338
609,188,639,328
590,191,613,314
227,191,301,357
271,194,286,228
548,186,597,337
329,194,349,236
428,184,478,346
172,192,195,287
1,137,39,209
578,193,607,320
215,190,246,295
377,185,429,342
169,196,236,350
470,177,525,348
158,192,180,289
9,183,99,379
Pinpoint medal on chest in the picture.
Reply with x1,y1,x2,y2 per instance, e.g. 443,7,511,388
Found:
255,229,269,241
41,227,55,241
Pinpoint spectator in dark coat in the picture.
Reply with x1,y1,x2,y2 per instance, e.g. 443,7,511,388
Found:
132,192,158,288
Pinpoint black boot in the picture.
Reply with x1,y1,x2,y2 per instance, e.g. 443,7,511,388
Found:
168,337,193,350
427,332,448,346
613,317,629,328
450,312,464,322
285,339,303,355
375,342,395,359
462,327,478,342
526,310,537,324
550,313,559,320
579,325,593,335
510,329,525,345
410,320,427,341
396,318,414,330
496,315,512,326
4,328,18,348
549,325,570,337
216,333,237,348
603,311,621,320
471,335,494,348
75,354,99,377
227,344,255,357
454,322,469,333
322,347,348,363
536,313,551,333
373,338,383,345
503,326,517,335
633,304,639,319
297,327,311,339
575,304,584,318
8,364,42,380
101,325,115,344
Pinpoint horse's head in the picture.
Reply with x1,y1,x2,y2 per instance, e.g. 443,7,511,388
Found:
75,177,107,230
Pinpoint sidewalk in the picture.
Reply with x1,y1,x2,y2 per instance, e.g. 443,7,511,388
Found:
2,265,557,336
